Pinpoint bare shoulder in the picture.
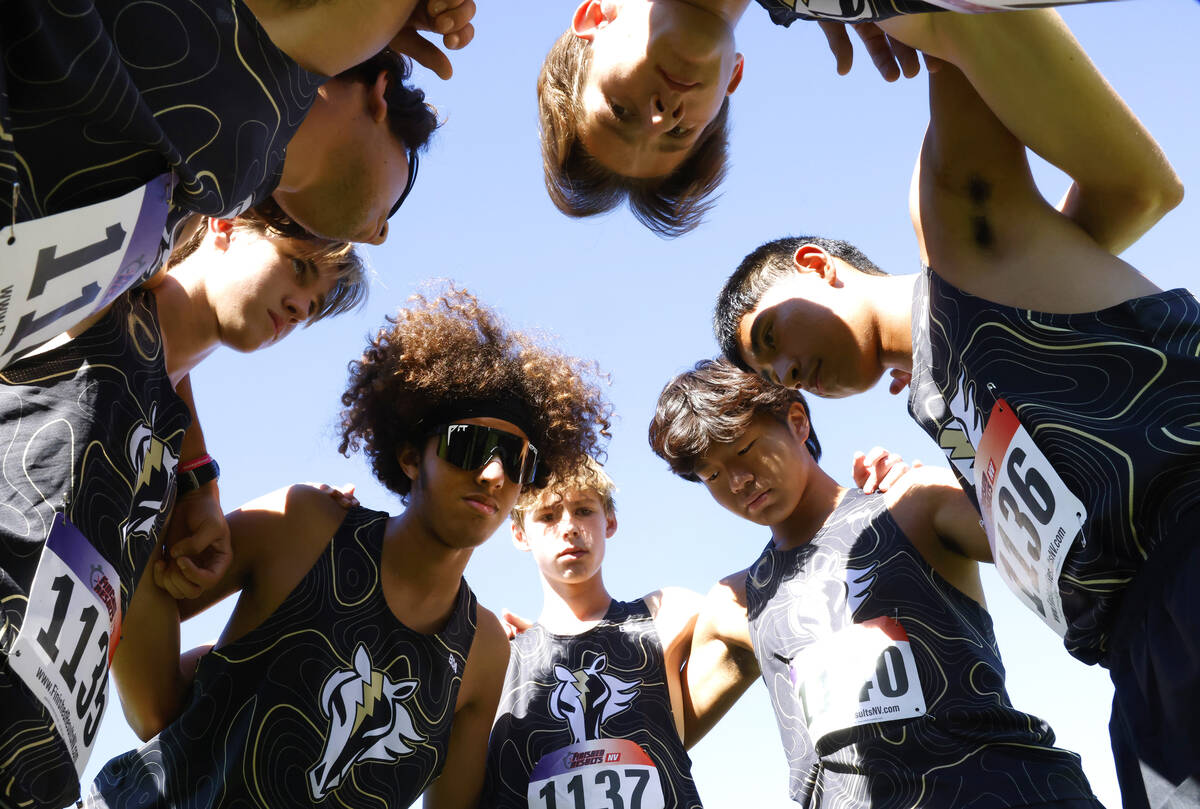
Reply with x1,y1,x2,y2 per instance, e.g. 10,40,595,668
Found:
643,586,704,650
227,484,350,587
697,570,753,651
458,604,510,706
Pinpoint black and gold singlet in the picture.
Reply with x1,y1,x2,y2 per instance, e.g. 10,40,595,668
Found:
0,289,189,807
483,599,702,809
746,490,1097,808
88,506,478,809
908,267,1200,663
1,0,323,261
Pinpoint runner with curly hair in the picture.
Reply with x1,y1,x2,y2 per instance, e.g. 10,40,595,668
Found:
86,286,612,809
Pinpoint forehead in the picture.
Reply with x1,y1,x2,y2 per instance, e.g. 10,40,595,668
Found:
454,416,529,441
529,486,604,511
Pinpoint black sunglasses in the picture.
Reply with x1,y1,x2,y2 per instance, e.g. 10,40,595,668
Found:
388,149,420,219
433,423,543,485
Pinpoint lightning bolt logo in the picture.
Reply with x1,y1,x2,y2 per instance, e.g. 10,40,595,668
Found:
937,424,977,463
135,436,167,491
352,670,385,736
572,668,592,709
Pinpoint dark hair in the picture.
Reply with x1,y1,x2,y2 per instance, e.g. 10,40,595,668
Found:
256,49,439,239
714,236,885,369
166,209,367,323
537,30,730,239
648,358,821,481
338,285,612,501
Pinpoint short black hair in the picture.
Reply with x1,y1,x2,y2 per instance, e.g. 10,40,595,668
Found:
714,236,885,369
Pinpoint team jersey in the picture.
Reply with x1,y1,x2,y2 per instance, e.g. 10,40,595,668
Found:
745,489,1097,808
1,0,323,268
0,289,189,807
908,267,1200,663
88,506,478,809
482,599,702,809
754,0,1112,27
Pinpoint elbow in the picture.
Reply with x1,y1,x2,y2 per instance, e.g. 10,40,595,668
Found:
127,708,171,742
1132,167,1185,228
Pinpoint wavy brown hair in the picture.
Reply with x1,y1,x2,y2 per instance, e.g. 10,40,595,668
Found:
538,30,730,239
338,286,612,500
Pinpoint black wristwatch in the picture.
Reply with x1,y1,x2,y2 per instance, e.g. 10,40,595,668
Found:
176,458,220,495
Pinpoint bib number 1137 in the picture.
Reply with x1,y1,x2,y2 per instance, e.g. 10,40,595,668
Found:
8,513,122,775
528,739,665,809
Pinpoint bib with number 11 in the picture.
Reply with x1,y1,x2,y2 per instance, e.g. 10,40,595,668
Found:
974,399,1087,637
528,739,665,809
8,513,122,775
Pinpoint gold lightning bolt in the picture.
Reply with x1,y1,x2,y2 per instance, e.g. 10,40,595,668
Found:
352,671,385,736
937,426,977,462
572,668,591,709
136,437,166,491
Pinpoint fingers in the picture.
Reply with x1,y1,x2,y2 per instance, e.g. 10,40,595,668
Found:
853,446,905,494
888,369,913,396
315,482,360,509
429,0,475,47
852,23,900,82
818,21,855,76
500,608,532,640
154,558,204,601
390,28,453,80
893,38,921,79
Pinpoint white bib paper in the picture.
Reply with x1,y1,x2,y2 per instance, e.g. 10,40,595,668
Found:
0,175,173,368
8,513,122,776
974,399,1086,638
527,738,665,809
789,616,926,744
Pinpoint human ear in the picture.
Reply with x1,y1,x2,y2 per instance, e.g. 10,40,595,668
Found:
572,0,610,40
397,443,423,483
367,69,389,124
511,521,531,551
726,54,746,97
604,512,618,539
209,218,234,253
786,402,812,445
793,244,838,285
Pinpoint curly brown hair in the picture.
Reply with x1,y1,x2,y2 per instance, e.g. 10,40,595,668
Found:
338,286,612,500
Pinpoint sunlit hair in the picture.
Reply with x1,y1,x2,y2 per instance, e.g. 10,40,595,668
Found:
649,358,821,481
338,285,612,502
511,456,617,530
537,30,730,239
166,208,367,323
714,236,886,369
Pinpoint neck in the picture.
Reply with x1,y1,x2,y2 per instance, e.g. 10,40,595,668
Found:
871,273,917,373
385,508,476,594
537,572,613,635
769,464,846,551
150,270,220,385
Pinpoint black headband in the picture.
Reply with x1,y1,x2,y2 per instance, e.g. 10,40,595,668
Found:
423,396,537,444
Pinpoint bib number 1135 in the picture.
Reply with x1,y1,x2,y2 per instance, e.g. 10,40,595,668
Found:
8,513,122,775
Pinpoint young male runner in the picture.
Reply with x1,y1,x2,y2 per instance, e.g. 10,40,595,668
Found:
713,11,1194,808
536,0,1107,236
0,217,367,809
86,287,613,809
648,358,1103,808
481,459,704,809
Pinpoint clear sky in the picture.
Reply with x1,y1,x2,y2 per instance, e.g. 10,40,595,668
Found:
84,2,1199,806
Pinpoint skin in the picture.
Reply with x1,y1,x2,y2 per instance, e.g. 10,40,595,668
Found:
510,485,702,741
273,71,409,245
734,11,1182,396
115,417,525,808
681,405,990,744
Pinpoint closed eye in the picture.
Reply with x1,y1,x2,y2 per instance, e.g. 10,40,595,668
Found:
737,440,756,456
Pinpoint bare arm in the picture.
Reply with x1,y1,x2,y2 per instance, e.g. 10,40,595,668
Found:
680,574,760,748
644,587,703,740
422,607,510,809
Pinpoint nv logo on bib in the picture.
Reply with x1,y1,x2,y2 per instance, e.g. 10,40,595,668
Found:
308,643,424,800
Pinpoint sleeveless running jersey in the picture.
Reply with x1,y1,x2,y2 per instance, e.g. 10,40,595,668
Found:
908,267,1200,663
0,289,190,806
2,0,323,259
89,506,477,809
482,599,702,809
745,489,1096,808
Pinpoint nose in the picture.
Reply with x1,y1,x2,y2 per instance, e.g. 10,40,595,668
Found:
477,455,506,489
365,219,388,246
559,518,580,539
771,357,800,388
729,466,754,495
648,93,683,128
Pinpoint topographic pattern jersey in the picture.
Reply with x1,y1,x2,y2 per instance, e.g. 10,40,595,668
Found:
745,489,1097,808
0,289,189,807
908,267,1200,663
1,0,323,263
754,0,1111,27
482,599,702,809
88,506,478,809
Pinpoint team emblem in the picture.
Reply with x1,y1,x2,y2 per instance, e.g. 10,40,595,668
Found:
549,652,640,745
308,644,424,800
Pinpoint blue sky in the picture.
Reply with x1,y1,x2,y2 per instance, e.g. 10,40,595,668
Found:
84,2,1199,805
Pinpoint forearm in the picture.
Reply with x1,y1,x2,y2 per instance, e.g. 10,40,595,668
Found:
885,10,1182,252
680,638,759,748
111,549,188,740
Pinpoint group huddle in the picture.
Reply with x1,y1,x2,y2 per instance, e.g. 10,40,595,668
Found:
0,2,1195,809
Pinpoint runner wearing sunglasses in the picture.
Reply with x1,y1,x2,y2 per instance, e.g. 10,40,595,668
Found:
86,286,612,809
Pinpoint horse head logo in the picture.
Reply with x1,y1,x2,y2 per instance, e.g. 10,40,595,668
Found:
122,405,178,543
549,652,640,745
307,644,424,800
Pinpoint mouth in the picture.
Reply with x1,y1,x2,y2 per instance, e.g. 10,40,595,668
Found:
463,495,499,516
746,489,771,513
268,310,283,340
806,361,824,396
557,548,589,560
658,66,699,93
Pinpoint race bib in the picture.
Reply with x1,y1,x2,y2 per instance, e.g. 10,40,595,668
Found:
8,513,122,776
528,739,665,809
0,175,173,369
789,616,926,744
974,399,1086,637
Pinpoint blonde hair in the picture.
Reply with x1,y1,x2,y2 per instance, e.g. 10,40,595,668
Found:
512,456,617,529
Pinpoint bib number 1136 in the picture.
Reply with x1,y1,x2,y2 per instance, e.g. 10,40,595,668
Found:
8,513,122,775
974,399,1086,637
